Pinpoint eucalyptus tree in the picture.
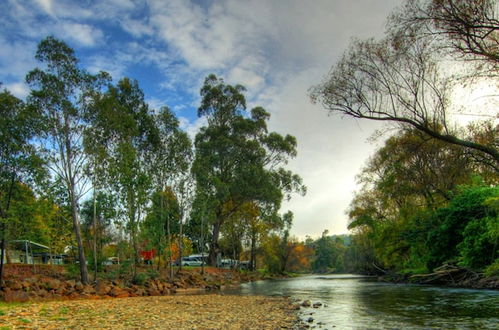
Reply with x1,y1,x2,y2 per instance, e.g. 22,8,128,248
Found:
26,37,109,284
86,77,158,272
193,74,305,266
148,107,193,274
0,87,43,285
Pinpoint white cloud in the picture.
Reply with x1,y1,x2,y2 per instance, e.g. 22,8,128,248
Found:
121,18,154,37
179,116,207,140
0,37,37,82
4,82,30,98
34,0,54,16
60,22,104,47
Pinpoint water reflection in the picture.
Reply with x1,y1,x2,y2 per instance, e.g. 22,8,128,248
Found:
223,274,499,329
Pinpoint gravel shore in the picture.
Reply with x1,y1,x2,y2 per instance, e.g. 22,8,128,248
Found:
0,294,298,329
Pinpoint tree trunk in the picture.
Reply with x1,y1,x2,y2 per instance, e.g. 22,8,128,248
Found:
208,219,222,266
92,188,98,282
0,173,17,287
250,229,257,271
166,204,173,279
178,213,183,272
200,213,205,275
70,190,89,284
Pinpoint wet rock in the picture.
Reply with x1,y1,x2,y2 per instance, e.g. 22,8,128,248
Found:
307,317,314,323
301,300,312,307
312,302,322,308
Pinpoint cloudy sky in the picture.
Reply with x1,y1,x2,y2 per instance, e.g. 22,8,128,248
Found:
1,0,403,239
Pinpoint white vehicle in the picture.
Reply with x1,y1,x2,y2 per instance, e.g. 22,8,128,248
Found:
179,256,203,267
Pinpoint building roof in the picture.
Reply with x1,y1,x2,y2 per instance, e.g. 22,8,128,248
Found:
9,240,50,251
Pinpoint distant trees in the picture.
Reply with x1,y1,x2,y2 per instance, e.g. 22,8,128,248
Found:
310,0,498,163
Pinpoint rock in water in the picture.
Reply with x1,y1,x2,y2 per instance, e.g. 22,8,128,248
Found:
301,300,312,307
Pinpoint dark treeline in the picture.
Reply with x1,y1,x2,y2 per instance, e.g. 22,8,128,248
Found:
0,37,305,285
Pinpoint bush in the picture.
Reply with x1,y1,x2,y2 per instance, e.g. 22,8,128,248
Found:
64,264,80,279
484,259,499,277
132,272,148,285
146,268,159,280
458,216,497,269
426,186,498,270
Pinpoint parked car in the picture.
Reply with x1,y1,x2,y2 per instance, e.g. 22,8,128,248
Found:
179,256,203,267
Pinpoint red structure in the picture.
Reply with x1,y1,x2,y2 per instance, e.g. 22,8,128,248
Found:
140,249,155,263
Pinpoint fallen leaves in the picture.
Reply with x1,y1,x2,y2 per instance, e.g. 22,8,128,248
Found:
0,294,298,329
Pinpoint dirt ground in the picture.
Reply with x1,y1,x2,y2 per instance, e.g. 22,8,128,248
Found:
0,294,298,329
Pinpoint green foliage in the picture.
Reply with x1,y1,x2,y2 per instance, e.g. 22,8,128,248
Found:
192,74,305,265
426,185,498,270
141,189,181,248
310,231,348,273
145,268,159,280
484,259,499,277
64,264,80,279
345,125,498,275
132,272,148,285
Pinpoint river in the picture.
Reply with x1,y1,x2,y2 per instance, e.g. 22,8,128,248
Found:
223,274,499,329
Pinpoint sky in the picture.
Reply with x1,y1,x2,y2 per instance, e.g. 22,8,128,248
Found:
0,0,403,239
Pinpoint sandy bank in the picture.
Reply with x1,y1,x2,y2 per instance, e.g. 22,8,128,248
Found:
0,294,298,329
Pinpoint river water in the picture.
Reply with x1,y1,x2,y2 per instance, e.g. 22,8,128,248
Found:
223,274,499,329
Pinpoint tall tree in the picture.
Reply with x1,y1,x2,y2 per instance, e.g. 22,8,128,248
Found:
310,0,498,163
26,37,108,284
148,107,193,275
193,74,305,266
86,77,157,273
0,88,42,285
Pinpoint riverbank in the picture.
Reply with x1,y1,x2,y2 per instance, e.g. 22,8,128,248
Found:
0,294,298,329
0,264,264,303
378,265,499,290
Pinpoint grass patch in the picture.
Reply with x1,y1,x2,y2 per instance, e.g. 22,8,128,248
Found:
19,318,31,324
0,302,26,309
58,307,69,315
39,306,50,317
